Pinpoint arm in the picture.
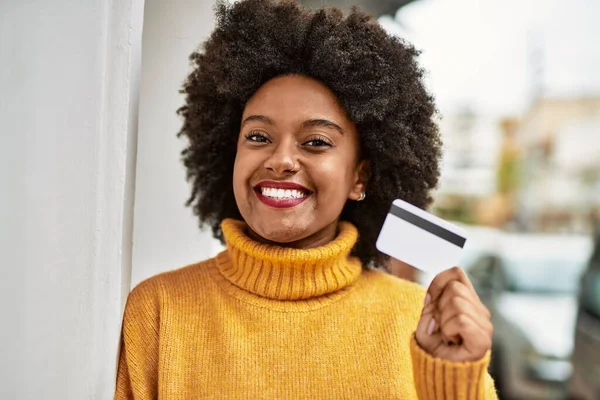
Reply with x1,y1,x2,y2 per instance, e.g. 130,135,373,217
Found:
411,267,498,399
115,280,160,400
410,336,497,399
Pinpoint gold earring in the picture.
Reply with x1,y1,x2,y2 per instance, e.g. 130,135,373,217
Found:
357,192,366,201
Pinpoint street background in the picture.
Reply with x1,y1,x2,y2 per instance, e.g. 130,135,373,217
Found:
371,0,600,398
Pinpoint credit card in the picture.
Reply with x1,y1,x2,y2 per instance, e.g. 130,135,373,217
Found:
376,199,468,274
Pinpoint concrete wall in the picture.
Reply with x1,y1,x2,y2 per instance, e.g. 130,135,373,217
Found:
131,0,222,288
0,0,144,398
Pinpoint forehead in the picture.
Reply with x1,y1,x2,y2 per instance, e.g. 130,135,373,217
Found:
243,75,351,124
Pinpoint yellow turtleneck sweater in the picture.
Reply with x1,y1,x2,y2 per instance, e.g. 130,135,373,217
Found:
115,219,497,399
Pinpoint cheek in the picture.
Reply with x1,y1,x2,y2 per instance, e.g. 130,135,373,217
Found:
312,156,356,194
314,136,361,193
232,152,250,199
233,148,264,200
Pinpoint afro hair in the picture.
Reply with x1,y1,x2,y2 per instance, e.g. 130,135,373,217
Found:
177,0,442,268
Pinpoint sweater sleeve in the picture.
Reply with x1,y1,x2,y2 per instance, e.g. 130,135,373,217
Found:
115,280,161,400
410,335,498,400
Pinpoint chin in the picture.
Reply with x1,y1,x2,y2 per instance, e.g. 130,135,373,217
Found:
250,217,310,245
262,229,306,244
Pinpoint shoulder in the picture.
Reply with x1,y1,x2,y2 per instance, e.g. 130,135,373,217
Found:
119,257,220,345
360,268,427,313
125,257,218,312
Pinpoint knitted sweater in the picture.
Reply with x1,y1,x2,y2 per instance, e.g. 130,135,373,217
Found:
115,219,497,399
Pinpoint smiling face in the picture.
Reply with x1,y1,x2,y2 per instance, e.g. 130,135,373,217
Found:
233,75,368,248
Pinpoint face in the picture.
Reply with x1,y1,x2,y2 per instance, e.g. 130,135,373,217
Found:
233,75,368,248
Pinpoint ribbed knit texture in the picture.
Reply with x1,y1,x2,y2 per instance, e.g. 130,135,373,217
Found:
115,219,497,399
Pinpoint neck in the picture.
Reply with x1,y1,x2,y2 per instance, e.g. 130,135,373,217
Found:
246,221,339,250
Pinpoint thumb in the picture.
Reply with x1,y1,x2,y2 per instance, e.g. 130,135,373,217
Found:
415,294,443,354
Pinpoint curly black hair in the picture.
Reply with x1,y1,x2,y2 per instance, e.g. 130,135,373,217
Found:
177,0,442,268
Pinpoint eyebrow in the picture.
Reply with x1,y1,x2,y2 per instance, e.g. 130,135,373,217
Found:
241,115,274,128
241,115,344,134
302,119,344,135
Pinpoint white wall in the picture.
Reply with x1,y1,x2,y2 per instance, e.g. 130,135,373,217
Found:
0,0,144,398
131,0,222,288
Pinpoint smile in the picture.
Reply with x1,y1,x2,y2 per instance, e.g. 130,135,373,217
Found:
254,181,311,208
260,187,307,199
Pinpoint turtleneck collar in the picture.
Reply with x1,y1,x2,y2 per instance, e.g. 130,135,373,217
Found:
215,219,363,301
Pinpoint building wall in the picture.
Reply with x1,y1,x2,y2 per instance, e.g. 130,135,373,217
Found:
0,0,144,398
517,97,600,148
516,97,600,232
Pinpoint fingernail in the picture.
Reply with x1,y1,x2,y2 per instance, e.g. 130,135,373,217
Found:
424,294,431,306
427,319,436,335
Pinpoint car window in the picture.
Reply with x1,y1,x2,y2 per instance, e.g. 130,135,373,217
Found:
503,258,587,294
468,256,495,288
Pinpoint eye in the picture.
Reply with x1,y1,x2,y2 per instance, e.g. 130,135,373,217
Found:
304,136,332,148
244,131,270,143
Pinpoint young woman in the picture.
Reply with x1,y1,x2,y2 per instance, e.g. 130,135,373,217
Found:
115,0,496,398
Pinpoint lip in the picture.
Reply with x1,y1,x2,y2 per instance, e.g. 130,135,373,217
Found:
255,181,311,191
254,181,311,209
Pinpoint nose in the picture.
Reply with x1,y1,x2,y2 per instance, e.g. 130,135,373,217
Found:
263,139,298,175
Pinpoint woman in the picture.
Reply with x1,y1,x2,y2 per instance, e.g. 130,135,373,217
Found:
115,0,496,398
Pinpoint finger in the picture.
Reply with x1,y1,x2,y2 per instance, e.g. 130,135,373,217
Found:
435,284,492,346
423,299,455,346
439,296,494,337
434,303,461,346
427,266,475,302
440,314,493,360
415,296,443,351
438,281,491,320
450,266,477,294
431,302,460,345
421,297,438,317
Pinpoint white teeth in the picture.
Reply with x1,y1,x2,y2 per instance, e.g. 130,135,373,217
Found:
260,187,307,200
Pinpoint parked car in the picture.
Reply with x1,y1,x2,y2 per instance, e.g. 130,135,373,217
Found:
467,233,593,400
569,229,600,400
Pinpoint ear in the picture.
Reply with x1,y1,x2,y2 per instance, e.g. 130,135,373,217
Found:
348,160,370,201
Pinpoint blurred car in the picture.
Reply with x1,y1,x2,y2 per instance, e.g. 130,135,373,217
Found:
467,233,593,400
569,230,600,400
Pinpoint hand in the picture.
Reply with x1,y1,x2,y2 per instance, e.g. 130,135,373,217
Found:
415,266,493,362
